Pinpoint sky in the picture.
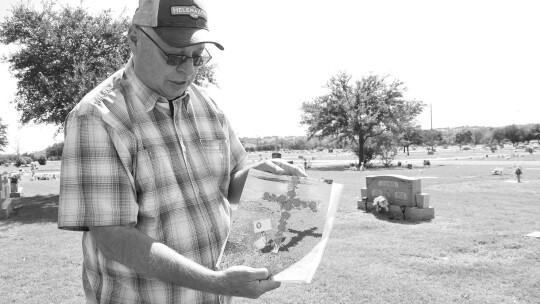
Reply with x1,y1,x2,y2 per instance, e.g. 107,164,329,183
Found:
1,0,539,153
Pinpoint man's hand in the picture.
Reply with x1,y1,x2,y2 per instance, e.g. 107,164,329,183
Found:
252,159,308,177
217,265,281,299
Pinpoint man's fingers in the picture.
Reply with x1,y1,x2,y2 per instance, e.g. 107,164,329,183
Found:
247,268,281,298
252,161,284,175
257,277,281,291
272,160,308,177
265,162,285,175
252,159,308,177
293,166,309,177
248,267,272,281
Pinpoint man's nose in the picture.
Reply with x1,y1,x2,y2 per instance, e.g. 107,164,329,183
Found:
176,59,197,75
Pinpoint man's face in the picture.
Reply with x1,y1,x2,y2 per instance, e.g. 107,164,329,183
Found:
130,26,204,99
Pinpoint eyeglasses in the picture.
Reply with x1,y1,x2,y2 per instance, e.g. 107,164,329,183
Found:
137,26,211,67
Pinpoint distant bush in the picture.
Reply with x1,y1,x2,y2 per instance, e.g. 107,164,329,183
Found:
0,154,17,166
14,158,24,167
14,156,32,167
37,155,47,165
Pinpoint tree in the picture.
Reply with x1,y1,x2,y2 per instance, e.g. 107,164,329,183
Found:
0,1,219,128
398,123,423,155
45,142,64,160
0,1,131,126
455,129,473,149
0,118,8,152
491,127,506,145
421,129,443,151
472,128,486,146
300,72,424,164
530,124,540,141
523,124,540,143
503,124,523,146
194,63,219,88
369,131,398,167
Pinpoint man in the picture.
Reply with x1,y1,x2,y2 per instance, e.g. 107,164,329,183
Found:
58,0,305,303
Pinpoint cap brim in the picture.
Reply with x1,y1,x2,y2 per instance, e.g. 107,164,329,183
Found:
153,27,224,50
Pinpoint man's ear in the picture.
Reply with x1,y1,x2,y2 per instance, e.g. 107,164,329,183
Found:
127,25,139,54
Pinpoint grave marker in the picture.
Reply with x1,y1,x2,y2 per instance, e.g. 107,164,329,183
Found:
1,173,10,200
359,174,434,221
1,173,14,218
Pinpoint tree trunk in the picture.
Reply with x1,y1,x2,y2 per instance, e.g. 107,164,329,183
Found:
359,133,365,165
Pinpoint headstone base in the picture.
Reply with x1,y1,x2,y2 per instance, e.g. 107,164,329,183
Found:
388,205,435,220
405,207,435,221
9,187,22,198
388,205,435,221
356,198,373,210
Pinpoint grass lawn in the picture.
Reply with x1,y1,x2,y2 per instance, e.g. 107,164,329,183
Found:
1,157,539,303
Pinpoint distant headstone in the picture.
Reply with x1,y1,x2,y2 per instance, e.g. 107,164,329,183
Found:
492,168,503,175
272,152,282,159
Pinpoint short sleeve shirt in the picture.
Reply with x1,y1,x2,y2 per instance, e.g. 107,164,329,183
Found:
58,58,247,304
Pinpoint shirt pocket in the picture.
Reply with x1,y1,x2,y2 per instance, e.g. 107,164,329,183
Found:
200,139,229,185
134,145,176,217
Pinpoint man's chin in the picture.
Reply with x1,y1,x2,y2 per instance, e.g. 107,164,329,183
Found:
163,82,191,99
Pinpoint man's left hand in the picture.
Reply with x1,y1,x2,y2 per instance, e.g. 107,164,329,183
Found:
251,159,308,177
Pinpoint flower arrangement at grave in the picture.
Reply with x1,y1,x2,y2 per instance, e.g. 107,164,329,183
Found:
9,172,21,184
373,196,390,213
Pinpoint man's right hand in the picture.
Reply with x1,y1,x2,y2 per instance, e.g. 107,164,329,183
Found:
217,265,281,299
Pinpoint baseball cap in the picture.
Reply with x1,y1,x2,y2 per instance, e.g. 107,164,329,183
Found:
132,0,224,50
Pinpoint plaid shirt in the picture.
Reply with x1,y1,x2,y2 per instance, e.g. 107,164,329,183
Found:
58,58,246,304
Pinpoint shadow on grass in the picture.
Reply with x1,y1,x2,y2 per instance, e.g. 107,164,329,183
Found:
1,195,59,226
365,209,425,226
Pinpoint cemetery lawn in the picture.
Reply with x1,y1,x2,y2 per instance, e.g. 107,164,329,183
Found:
1,157,540,303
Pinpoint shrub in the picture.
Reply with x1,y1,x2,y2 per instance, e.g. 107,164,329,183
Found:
14,157,25,167
37,156,47,165
14,156,32,167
